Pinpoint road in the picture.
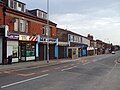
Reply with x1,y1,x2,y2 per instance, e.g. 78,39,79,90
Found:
0,51,120,90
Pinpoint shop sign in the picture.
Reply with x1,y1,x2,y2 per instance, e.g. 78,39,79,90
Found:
19,35,38,41
58,42,68,46
7,32,19,40
40,38,56,43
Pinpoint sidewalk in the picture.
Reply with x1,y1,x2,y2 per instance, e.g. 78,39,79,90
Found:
0,55,105,71
0,58,79,71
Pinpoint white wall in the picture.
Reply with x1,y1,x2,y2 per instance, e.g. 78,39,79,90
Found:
0,38,2,64
82,37,90,46
7,41,19,63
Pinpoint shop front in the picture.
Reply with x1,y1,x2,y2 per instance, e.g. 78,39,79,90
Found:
19,35,38,62
82,45,88,56
58,42,68,59
69,42,83,58
7,32,19,63
68,47,78,59
39,37,56,60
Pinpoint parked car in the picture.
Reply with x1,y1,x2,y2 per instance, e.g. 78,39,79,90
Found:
112,51,115,54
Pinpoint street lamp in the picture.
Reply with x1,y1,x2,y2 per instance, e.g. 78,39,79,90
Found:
46,0,49,63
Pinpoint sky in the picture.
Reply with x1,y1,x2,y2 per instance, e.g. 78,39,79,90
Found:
21,0,120,45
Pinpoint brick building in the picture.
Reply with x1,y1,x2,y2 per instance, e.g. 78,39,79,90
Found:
0,0,57,64
57,28,89,59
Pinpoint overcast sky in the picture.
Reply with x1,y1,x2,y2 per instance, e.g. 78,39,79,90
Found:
21,0,120,45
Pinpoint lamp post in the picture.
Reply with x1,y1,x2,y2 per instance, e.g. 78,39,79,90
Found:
46,0,49,63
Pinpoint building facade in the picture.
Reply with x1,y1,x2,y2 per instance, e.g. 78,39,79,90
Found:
0,0,57,64
57,28,89,59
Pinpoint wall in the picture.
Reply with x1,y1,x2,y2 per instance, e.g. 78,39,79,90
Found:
82,37,90,46
57,28,68,42
5,9,57,38
0,4,3,25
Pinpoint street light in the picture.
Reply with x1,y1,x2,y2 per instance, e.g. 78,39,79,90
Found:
46,0,49,63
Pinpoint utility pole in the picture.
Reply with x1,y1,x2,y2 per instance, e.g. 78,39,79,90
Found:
46,0,49,63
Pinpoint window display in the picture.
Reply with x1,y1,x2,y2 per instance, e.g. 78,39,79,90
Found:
12,46,18,58
26,44,35,57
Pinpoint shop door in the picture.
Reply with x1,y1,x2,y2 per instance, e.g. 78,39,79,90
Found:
58,46,64,59
82,49,87,56
39,44,47,60
49,44,55,59
78,48,81,57
68,49,72,58
0,38,2,64
20,45,26,61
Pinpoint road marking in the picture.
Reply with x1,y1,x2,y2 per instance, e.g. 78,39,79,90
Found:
61,66,77,71
41,70,50,73
107,63,117,75
17,73,36,77
1,74,49,89
82,62,90,65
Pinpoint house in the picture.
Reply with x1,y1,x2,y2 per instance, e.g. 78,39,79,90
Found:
0,0,57,64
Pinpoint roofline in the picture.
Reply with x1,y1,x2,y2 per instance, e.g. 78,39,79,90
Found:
5,7,57,26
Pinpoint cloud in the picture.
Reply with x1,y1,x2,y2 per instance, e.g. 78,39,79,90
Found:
20,0,120,45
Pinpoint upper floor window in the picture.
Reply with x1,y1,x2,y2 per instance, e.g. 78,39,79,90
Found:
68,34,70,41
37,10,47,19
14,18,28,33
8,0,26,12
14,18,18,31
42,25,51,36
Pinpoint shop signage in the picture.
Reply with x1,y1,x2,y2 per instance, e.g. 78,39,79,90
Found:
58,42,68,46
7,32,19,40
40,38,56,43
19,35,38,41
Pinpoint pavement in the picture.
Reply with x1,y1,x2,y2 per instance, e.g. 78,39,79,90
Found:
0,53,119,71
0,58,81,71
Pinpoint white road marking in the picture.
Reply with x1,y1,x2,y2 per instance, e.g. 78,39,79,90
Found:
1,74,49,89
82,62,90,65
61,66,77,71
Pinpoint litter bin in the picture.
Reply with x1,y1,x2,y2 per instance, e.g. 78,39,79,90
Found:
8,55,12,64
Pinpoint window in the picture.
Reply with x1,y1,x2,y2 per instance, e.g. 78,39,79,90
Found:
14,1,17,9
19,20,25,32
42,28,46,35
68,35,71,41
8,0,25,12
25,21,28,33
9,0,14,8
14,18,18,31
42,26,51,36
73,36,74,42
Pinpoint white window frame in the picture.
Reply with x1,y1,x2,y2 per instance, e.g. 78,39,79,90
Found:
19,19,25,32
14,18,18,31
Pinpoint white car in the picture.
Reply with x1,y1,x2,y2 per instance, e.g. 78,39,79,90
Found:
112,51,115,54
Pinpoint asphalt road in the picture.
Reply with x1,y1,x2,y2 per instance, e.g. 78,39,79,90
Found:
0,51,120,90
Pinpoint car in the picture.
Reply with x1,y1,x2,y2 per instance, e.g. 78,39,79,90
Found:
112,51,115,54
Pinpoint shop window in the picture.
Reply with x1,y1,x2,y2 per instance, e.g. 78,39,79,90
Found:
12,46,18,58
26,44,35,57
73,48,76,55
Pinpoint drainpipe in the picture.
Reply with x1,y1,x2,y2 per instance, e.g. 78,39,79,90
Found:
2,6,7,64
